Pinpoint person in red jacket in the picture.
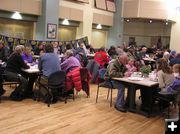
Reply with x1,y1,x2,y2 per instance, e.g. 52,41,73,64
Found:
94,47,110,67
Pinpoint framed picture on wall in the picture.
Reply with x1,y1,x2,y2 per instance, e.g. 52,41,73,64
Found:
47,23,57,39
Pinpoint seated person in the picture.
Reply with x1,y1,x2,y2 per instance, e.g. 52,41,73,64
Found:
156,58,175,91
159,64,180,94
22,46,33,63
104,53,129,112
170,53,180,66
61,50,81,73
0,40,9,62
108,46,118,59
94,47,110,68
4,45,30,100
76,42,86,57
38,44,61,101
124,59,137,77
33,42,45,55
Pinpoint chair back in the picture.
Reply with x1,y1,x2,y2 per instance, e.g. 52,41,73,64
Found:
98,68,107,83
48,71,66,88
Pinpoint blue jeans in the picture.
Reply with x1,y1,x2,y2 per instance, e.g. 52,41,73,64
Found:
112,81,125,108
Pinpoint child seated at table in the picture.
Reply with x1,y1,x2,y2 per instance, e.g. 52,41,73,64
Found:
124,59,137,77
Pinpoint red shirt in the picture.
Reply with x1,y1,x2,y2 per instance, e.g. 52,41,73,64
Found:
94,50,110,67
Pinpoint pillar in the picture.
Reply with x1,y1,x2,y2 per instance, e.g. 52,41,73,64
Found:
36,0,59,41
107,0,123,48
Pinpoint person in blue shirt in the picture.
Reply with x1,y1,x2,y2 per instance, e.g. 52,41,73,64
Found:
38,44,61,102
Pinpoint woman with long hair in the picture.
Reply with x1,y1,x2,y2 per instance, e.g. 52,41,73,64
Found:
156,58,175,90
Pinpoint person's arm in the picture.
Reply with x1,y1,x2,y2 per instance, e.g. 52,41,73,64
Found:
108,64,124,78
157,71,165,89
18,55,29,69
38,57,42,71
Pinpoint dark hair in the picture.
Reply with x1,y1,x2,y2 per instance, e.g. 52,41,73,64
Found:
98,47,105,52
156,58,172,74
45,44,54,53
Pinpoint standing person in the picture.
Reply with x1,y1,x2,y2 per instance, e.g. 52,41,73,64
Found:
4,45,30,100
0,40,9,62
38,44,61,102
104,53,129,112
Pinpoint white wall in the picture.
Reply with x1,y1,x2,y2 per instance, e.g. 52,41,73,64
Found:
123,21,171,47
91,29,108,48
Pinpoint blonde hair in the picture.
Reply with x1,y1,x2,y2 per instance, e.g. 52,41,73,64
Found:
15,45,24,54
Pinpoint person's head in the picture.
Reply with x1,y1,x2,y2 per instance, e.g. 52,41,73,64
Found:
141,47,147,53
15,45,25,55
79,42,85,48
66,44,72,50
45,44,54,53
156,58,172,74
98,47,105,52
163,51,170,60
39,42,45,49
52,41,58,48
118,53,129,65
24,46,32,56
170,50,176,56
176,53,180,58
172,64,180,77
0,40,4,49
65,50,74,58
128,59,135,66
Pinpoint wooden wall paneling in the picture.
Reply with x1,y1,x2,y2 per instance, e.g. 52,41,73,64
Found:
59,6,71,19
70,8,83,21
0,0,20,12
102,15,113,26
139,0,168,19
122,0,139,18
93,13,103,25
20,0,41,15
95,0,107,10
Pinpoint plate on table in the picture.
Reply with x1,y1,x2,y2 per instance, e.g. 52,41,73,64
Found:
128,77,144,81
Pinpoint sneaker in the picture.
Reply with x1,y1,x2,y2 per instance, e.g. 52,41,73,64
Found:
0,88,6,96
114,105,127,112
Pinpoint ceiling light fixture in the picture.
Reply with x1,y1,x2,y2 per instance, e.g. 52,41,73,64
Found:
149,20,152,23
11,11,22,20
96,24,102,29
127,19,130,22
62,19,69,25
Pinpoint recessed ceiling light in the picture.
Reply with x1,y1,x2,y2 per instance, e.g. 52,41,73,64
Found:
96,24,102,29
165,22,168,25
149,20,152,23
62,19,69,25
11,11,22,20
127,19,130,22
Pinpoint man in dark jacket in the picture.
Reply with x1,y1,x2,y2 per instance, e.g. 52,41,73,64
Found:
4,45,30,100
105,53,129,112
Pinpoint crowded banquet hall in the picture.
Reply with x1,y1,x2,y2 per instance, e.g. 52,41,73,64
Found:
0,0,180,134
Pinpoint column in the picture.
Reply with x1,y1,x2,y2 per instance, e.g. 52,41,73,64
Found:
170,8,180,52
107,0,123,48
36,0,59,41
